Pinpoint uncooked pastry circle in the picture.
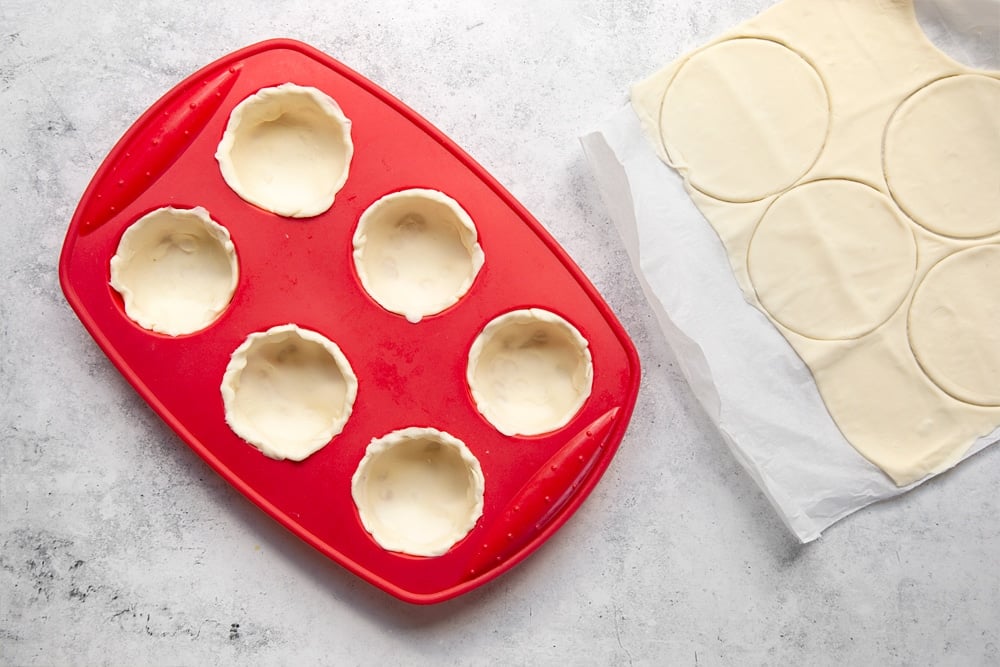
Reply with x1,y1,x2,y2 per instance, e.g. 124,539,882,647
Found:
353,189,484,323
747,179,917,341
883,74,1000,239
216,83,353,218
109,206,238,336
908,244,1000,407
630,0,1000,489
658,37,830,202
221,324,358,461
467,308,593,436
351,427,485,557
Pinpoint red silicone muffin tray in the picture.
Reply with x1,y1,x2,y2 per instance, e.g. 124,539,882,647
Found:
58,39,640,604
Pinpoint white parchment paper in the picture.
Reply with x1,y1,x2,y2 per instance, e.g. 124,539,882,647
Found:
582,0,1000,542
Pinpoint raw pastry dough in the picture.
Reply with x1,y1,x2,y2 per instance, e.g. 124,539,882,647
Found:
216,83,353,218
884,74,1000,239
658,37,829,202
632,0,1000,485
351,427,485,557
353,189,484,323
467,309,593,436
110,206,238,336
221,324,358,461
747,179,916,340
909,245,1000,407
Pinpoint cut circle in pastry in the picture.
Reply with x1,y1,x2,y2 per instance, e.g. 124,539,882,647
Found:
908,244,1000,406
221,324,358,461
658,37,829,202
467,308,593,436
109,206,238,336
884,74,1000,239
351,427,485,557
747,179,917,341
216,83,353,218
353,189,484,323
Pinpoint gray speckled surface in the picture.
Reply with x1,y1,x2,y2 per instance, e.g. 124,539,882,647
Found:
1,1,998,665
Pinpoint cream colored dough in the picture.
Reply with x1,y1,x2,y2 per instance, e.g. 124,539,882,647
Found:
657,37,829,202
110,206,238,336
747,179,916,341
632,0,1000,486
884,74,1000,239
351,427,485,557
909,245,1000,407
467,309,593,437
221,324,358,461
216,83,353,218
353,189,484,323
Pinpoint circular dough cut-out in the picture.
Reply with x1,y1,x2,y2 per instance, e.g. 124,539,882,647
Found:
353,189,484,323
467,309,593,436
747,180,917,340
216,83,353,218
659,38,829,202
351,427,485,557
221,324,358,461
110,206,238,336
884,74,1000,239
908,244,1000,406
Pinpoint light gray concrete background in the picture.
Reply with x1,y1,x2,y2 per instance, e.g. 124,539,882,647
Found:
1,1,997,665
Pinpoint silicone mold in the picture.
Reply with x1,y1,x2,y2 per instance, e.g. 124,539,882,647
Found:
58,39,640,604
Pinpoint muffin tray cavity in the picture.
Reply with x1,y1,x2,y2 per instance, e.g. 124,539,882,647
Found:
59,39,640,604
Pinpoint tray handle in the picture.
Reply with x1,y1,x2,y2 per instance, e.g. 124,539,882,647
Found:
78,62,242,235
466,407,620,580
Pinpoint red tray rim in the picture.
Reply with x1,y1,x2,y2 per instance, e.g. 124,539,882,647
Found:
58,37,641,604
